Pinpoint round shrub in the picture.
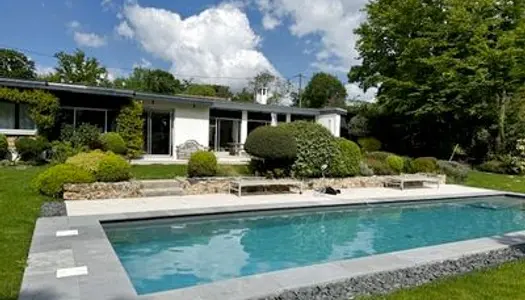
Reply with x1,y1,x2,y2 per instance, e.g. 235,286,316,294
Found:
358,137,381,152
50,141,85,164
0,134,8,160
95,152,131,182
245,126,296,159
100,132,127,155
15,136,50,163
402,156,414,173
60,123,102,149
34,164,95,197
66,150,107,174
478,160,507,174
437,160,469,183
280,121,337,178
386,155,404,174
366,158,395,175
359,161,374,176
412,157,438,173
330,138,361,177
188,150,217,177
366,151,395,161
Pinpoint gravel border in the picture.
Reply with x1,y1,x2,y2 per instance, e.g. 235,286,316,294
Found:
260,245,525,300
40,201,67,217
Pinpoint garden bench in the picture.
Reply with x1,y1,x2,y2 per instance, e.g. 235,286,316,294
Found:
385,174,441,190
229,179,303,197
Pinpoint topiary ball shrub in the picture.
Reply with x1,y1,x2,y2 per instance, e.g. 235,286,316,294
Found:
330,138,361,177
100,132,127,155
402,156,414,173
437,160,469,183
245,126,296,160
33,164,95,197
412,157,438,173
366,151,395,161
366,158,395,175
95,152,132,182
280,121,336,178
0,134,8,160
66,150,108,174
386,155,404,174
188,150,218,177
359,161,374,176
357,137,381,152
15,136,50,163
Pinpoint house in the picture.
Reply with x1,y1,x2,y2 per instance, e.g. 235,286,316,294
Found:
0,77,346,161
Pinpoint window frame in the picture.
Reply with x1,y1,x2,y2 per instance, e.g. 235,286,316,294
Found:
61,106,110,133
0,101,37,136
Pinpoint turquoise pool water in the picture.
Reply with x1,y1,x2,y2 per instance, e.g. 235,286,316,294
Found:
103,195,525,295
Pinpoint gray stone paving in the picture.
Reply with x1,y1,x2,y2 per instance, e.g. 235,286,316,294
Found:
18,191,525,300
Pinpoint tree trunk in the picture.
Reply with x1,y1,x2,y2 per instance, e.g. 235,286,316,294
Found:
496,91,509,154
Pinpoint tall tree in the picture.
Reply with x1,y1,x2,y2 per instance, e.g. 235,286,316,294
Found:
249,71,290,104
117,68,182,94
185,84,217,97
232,88,253,103
349,0,525,157
302,72,347,108
0,49,36,79
53,49,109,86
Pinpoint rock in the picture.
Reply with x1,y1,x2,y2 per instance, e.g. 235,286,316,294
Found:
63,181,142,200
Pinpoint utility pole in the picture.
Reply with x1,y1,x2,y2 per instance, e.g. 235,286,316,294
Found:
298,73,303,108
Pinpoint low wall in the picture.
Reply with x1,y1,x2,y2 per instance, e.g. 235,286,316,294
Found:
63,175,446,200
63,182,142,200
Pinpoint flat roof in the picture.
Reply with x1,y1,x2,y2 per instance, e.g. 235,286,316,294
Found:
0,77,346,116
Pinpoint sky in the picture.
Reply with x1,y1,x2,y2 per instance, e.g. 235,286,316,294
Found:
0,0,377,100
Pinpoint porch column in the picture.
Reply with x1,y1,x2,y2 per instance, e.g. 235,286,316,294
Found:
286,113,291,123
271,113,278,126
240,110,248,146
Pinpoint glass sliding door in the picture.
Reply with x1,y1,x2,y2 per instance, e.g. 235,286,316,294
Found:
144,111,172,155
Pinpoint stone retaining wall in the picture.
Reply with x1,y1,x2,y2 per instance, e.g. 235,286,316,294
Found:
63,182,142,200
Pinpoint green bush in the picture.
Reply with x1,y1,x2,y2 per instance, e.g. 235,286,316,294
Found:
117,101,144,159
402,156,414,173
412,157,438,173
366,158,395,175
15,136,50,163
366,151,395,161
359,161,374,176
386,155,404,174
0,134,8,160
280,121,336,178
245,126,296,160
100,132,127,155
358,137,381,152
49,141,86,164
66,150,108,174
188,150,217,177
437,160,469,183
60,123,102,149
95,152,132,182
478,160,508,174
33,164,95,197
330,138,361,177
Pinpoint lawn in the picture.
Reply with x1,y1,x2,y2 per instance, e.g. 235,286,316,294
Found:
0,166,51,300
464,170,525,193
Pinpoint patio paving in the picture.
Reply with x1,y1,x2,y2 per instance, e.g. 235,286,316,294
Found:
66,184,493,216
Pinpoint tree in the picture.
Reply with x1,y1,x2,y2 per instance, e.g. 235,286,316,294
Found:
0,49,36,79
248,71,290,105
232,88,253,103
185,84,216,97
212,85,233,98
349,0,525,158
116,68,182,94
53,49,109,86
302,72,347,108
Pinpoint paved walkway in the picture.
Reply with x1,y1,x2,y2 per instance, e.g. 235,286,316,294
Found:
66,184,494,216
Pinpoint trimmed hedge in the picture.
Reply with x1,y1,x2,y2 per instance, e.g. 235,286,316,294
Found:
366,151,395,161
245,126,296,159
15,136,50,163
188,150,217,177
34,164,95,197
96,152,131,182
412,157,438,173
66,150,108,174
280,121,336,178
437,160,469,183
366,158,395,175
330,138,361,177
386,155,404,174
100,132,127,155
0,134,7,160
358,137,381,152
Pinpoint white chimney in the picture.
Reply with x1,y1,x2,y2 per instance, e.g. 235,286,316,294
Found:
255,87,269,105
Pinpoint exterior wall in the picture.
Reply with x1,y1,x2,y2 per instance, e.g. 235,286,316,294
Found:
173,104,210,158
316,113,341,137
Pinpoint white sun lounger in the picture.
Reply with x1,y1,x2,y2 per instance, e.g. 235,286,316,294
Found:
385,174,441,190
229,179,303,197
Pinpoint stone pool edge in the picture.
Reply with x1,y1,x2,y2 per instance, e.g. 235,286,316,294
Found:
19,190,525,300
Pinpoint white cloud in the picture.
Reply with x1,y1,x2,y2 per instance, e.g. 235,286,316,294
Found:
262,14,280,29
345,83,377,102
101,0,112,8
35,65,55,76
133,58,152,69
67,20,81,30
107,67,128,81
115,21,134,38
73,32,107,48
118,2,278,88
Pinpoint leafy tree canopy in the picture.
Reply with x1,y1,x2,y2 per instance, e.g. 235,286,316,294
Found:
185,84,217,97
115,68,182,95
302,72,347,108
0,49,36,79
232,88,254,103
53,49,110,86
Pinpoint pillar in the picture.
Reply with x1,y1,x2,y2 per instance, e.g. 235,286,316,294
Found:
240,110,248,146
286,113,291,123
271,113,278,126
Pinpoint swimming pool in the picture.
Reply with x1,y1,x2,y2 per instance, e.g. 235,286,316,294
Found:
103,195,525,295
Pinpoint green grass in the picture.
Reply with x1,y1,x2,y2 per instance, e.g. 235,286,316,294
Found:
464,170,525,193
0,166,51,300
131,164,251,179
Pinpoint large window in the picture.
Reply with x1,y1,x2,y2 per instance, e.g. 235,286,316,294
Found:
59,107,113,132
0,101,36,131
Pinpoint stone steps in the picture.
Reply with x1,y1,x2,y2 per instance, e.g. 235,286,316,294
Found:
142,187,184,197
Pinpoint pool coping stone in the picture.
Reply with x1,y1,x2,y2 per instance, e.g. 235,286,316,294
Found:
19,189,525,300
